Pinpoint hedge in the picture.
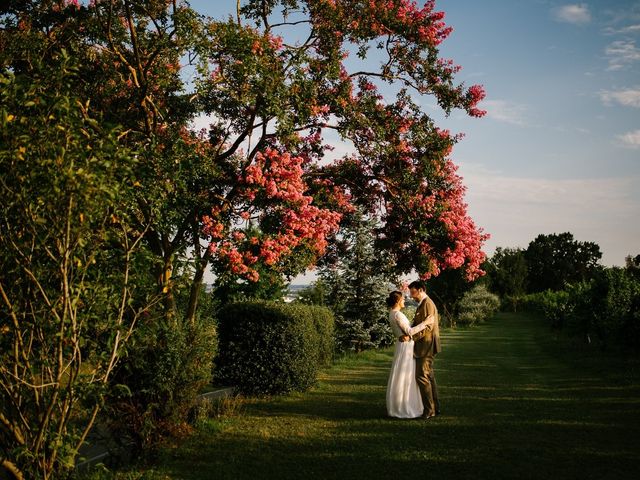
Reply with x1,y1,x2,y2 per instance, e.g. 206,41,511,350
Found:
215,301,335,396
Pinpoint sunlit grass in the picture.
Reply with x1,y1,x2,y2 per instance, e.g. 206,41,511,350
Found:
88,312,640,480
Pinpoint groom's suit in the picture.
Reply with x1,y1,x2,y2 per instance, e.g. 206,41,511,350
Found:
411,295,441,417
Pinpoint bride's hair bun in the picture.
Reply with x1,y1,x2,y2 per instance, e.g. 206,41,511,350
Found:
386,290,403,308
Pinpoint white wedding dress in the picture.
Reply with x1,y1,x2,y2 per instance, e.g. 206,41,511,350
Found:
386,310,426,418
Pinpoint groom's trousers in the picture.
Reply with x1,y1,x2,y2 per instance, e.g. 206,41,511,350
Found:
416,356,439,417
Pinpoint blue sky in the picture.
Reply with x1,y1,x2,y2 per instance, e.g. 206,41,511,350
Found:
433,0,640,268
191,1,639,273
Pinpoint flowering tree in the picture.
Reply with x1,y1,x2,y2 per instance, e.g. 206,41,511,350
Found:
1,0,489,474
195,0,489,286
2,0,487,321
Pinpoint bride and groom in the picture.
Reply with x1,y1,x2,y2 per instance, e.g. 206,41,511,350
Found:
386,280,441,419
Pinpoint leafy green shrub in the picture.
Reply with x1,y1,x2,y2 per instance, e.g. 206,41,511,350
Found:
521,290,571,329
624,294,640,350
105,312,217,450
215,301,334,396
0,56,156,479
562,281,595,341
521,268,640,350
589,268,640,347
456,285,500,326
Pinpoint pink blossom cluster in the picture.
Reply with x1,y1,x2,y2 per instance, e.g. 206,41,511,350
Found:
377,0,453,46
467,84,487,118
52,0,80,12
432,160,488,280
205,148,342,282
268,34,284,51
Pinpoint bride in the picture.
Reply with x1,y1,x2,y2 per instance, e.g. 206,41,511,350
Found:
385,290,428,418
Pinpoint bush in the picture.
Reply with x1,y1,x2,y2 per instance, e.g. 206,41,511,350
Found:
215,301,334,396
521,290,571,329
105,312,217,451
308,305,336,366
456,285,500,326
589,268,640,347
624,295,640,350
521,268,640,350
426,268,479,327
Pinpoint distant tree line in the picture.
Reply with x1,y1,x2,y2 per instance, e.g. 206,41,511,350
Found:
483,233,640,350
295,230,639,354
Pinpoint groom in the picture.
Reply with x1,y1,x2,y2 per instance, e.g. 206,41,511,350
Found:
404,280,441,419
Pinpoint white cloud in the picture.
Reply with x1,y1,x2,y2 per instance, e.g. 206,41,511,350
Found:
483,100,529,126
603,24,640,35
553,4,592,25
605,40,640,71
617,129,640,149
600,87,640,108
458,164,640,265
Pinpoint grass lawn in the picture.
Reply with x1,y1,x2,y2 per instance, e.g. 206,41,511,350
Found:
96,312,640,479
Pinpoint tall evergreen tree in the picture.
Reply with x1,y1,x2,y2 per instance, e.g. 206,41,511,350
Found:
319,211,395,352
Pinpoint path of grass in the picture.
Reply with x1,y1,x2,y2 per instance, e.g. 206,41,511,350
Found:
112,313,640,479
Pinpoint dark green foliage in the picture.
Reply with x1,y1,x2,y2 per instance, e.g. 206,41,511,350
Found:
0,54,154,479
522,268,640,350
524,232,602,292
521,289,571,330
318,211,395,353
625,254,640,281
105,311,217,450
295,279,329,306
589,268,640,347
484,247,528,311
212,264,289,304
309,305,336,367
215,302,335,396
425,268,477,327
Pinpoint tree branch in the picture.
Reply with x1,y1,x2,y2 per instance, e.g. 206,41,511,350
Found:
0,458,24,480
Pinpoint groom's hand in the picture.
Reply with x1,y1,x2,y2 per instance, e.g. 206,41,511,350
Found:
399,335,411,342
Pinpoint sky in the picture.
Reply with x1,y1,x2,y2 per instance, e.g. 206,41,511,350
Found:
189,0,640,281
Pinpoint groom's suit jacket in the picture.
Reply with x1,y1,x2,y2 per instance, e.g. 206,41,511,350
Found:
411,295,441,358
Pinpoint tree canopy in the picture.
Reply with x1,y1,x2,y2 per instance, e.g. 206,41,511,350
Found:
2,0,488,300
524,232,602,292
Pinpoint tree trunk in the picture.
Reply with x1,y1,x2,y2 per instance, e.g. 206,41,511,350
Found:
185,249,211,326
161,252,176,322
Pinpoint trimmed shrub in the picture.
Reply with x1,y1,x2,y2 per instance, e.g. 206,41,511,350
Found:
215,301,334,396
308,305,336,366
457,285,500,326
